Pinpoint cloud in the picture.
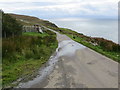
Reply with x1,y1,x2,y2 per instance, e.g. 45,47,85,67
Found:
0,0,119,19
0,0,118,3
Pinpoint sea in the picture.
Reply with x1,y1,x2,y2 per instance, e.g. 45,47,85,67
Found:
50,18,118,44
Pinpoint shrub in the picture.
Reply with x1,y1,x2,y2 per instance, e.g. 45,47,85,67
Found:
2,12,22,38
3,34,57,64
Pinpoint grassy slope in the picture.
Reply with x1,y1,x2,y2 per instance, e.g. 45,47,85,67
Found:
23,32,49,37
51,27,120,62
9,13,58,28
3,32,58,87
3,13,119,88
2,14,59,88
67,34,120,62
16,12,119,63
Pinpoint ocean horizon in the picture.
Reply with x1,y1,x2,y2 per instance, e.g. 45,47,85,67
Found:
50,18,118,44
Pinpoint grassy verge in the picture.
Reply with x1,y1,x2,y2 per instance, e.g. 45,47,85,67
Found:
67,34,120,62
53,27,120,62
23,32,49,37
2,31,58,87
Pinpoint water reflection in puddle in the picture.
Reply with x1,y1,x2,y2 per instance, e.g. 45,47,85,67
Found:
17,40,85,88
57,40,85,56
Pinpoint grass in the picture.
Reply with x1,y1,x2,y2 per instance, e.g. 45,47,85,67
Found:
67,34,120,62
23,32,49,37
54,28,120,63
2,31,58,88
3,59,47,87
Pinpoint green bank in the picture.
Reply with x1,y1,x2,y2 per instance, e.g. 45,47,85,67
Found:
2,11,120,88
2,12,58,87
3,32,58,87
52,27,120,62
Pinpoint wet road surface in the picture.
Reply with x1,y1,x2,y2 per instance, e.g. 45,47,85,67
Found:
17,29,118,88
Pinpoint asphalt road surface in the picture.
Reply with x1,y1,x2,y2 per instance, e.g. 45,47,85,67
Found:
18,30,118,88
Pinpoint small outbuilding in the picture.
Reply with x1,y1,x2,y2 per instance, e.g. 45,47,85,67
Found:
34,24,43,33
22,24,44,33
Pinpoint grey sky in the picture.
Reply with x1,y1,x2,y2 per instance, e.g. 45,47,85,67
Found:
0,0,118,20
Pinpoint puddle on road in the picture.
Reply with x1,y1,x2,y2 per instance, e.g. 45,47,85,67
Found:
17,39,85,88
57,40,85,57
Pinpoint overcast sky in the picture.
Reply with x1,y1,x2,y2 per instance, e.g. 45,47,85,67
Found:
0,0,119,20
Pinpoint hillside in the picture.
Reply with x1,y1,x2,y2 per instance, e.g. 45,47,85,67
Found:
7,13,120,62
2,12,120,89
9,13,58,28
2,13,58,88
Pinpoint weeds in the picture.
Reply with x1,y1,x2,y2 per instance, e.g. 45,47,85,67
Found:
2,32,58,87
